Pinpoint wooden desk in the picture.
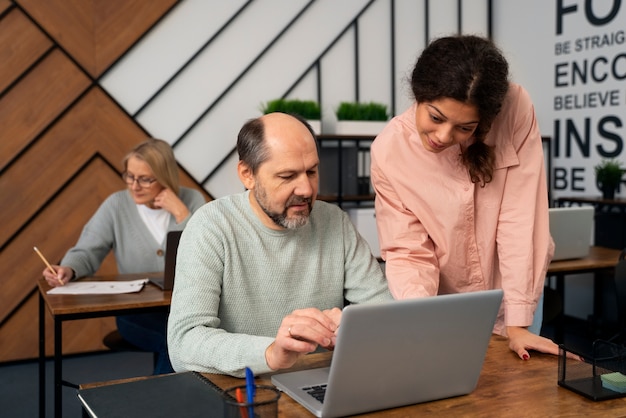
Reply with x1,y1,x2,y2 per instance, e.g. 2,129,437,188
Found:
84,336,624,417
546,246,622,342
38,274,170,418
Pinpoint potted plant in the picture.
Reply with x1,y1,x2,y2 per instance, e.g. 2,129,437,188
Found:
594,159,624,200
334,101,389,136
260,98,321,134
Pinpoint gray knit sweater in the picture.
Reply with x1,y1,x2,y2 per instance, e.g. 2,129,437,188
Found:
61,187,205,278
167,191,392,377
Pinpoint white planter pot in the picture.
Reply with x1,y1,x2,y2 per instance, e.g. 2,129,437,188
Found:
334,120,388,136
306,120,322,135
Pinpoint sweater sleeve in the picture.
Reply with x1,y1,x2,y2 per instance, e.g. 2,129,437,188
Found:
339,209,394,304
60,193,120,278
167,204,275,377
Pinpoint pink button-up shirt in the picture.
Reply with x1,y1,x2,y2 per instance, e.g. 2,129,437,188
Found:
370,83,554,335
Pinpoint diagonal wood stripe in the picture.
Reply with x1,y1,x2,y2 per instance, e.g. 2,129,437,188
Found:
1,88,151,245
0,8,52,94
0,292,118,362
0,0,205,363
18,0,179,77
0,159,121,361
0,48,91,171
0,158,120,331
0,0,10,15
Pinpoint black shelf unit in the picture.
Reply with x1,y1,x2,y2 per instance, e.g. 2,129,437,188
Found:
317,134,376,208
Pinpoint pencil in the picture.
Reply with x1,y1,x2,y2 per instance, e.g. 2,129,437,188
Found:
33,247,64,286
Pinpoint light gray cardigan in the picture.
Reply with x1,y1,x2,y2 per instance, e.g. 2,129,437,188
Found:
62,187,205,278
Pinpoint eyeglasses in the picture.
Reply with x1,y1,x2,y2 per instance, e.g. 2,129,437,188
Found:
122,172,158,188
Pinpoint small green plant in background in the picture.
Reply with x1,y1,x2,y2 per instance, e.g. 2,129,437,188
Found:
595,159,624,199
260,98,321,120
595,159,624,188
335,101,389,121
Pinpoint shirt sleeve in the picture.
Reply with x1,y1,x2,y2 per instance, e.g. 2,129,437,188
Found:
494,86,554,328
370,129,441,299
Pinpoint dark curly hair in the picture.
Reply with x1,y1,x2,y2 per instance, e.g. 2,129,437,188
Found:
411,35,509,185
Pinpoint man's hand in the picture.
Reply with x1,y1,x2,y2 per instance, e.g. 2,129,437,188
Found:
265,308,340,370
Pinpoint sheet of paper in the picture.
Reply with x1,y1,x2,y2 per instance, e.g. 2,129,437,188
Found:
47,279,149,295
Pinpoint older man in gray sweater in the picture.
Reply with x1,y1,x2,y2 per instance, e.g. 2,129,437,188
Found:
167,113,392,377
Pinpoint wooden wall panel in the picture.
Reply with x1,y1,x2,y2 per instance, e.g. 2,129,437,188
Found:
0,0,10,15
19,0,178,77
0,9,52,93
1,88,151,245
0,291,118,362
0,49,91,171
0,0,210,362
0,0,209,363
1,159,122,323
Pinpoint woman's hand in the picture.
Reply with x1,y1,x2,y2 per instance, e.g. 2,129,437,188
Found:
153,189,189,223
507,326,582,361
42,265,74,287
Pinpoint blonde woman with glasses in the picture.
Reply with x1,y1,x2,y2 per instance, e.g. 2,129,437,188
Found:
41,138,205,374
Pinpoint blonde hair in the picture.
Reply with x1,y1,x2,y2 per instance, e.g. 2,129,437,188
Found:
123,138,180,195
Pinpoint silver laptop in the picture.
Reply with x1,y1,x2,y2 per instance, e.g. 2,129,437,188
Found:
271,289,503,417
549,206,594,261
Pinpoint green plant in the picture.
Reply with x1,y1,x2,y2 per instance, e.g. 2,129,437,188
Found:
335,101,389,121
594,159,624,188
260,98,321,120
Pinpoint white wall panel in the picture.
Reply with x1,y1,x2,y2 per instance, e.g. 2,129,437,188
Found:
203,153,242,198
136,0,310,142
99,0,489,198
428,0,458,39
285,69,318,104
461,0,488,36
100,0,247,115
320,32,356,133
174,0,372,186
358,0,392,107
393,0,426,115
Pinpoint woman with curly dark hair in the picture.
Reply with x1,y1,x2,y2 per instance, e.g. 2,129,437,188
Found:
371,35,565,361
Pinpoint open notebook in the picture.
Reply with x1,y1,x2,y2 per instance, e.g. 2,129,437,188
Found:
271,289,503,417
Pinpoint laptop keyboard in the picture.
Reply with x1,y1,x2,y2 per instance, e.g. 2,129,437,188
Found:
303,385,327,403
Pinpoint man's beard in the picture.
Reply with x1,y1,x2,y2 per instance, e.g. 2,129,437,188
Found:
254,186,312,229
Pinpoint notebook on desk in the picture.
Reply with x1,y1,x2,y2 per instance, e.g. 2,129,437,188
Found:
148,230,182,290
271,289,503,418
549,206,594,261
78,371,229,417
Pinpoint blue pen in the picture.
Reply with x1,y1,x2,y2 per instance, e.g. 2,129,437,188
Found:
245,367,255,418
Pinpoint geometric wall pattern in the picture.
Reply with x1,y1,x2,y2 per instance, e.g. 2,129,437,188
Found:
0,0,488,362
0,0,208,362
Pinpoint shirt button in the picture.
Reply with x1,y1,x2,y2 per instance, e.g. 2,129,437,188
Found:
156,249,164,257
